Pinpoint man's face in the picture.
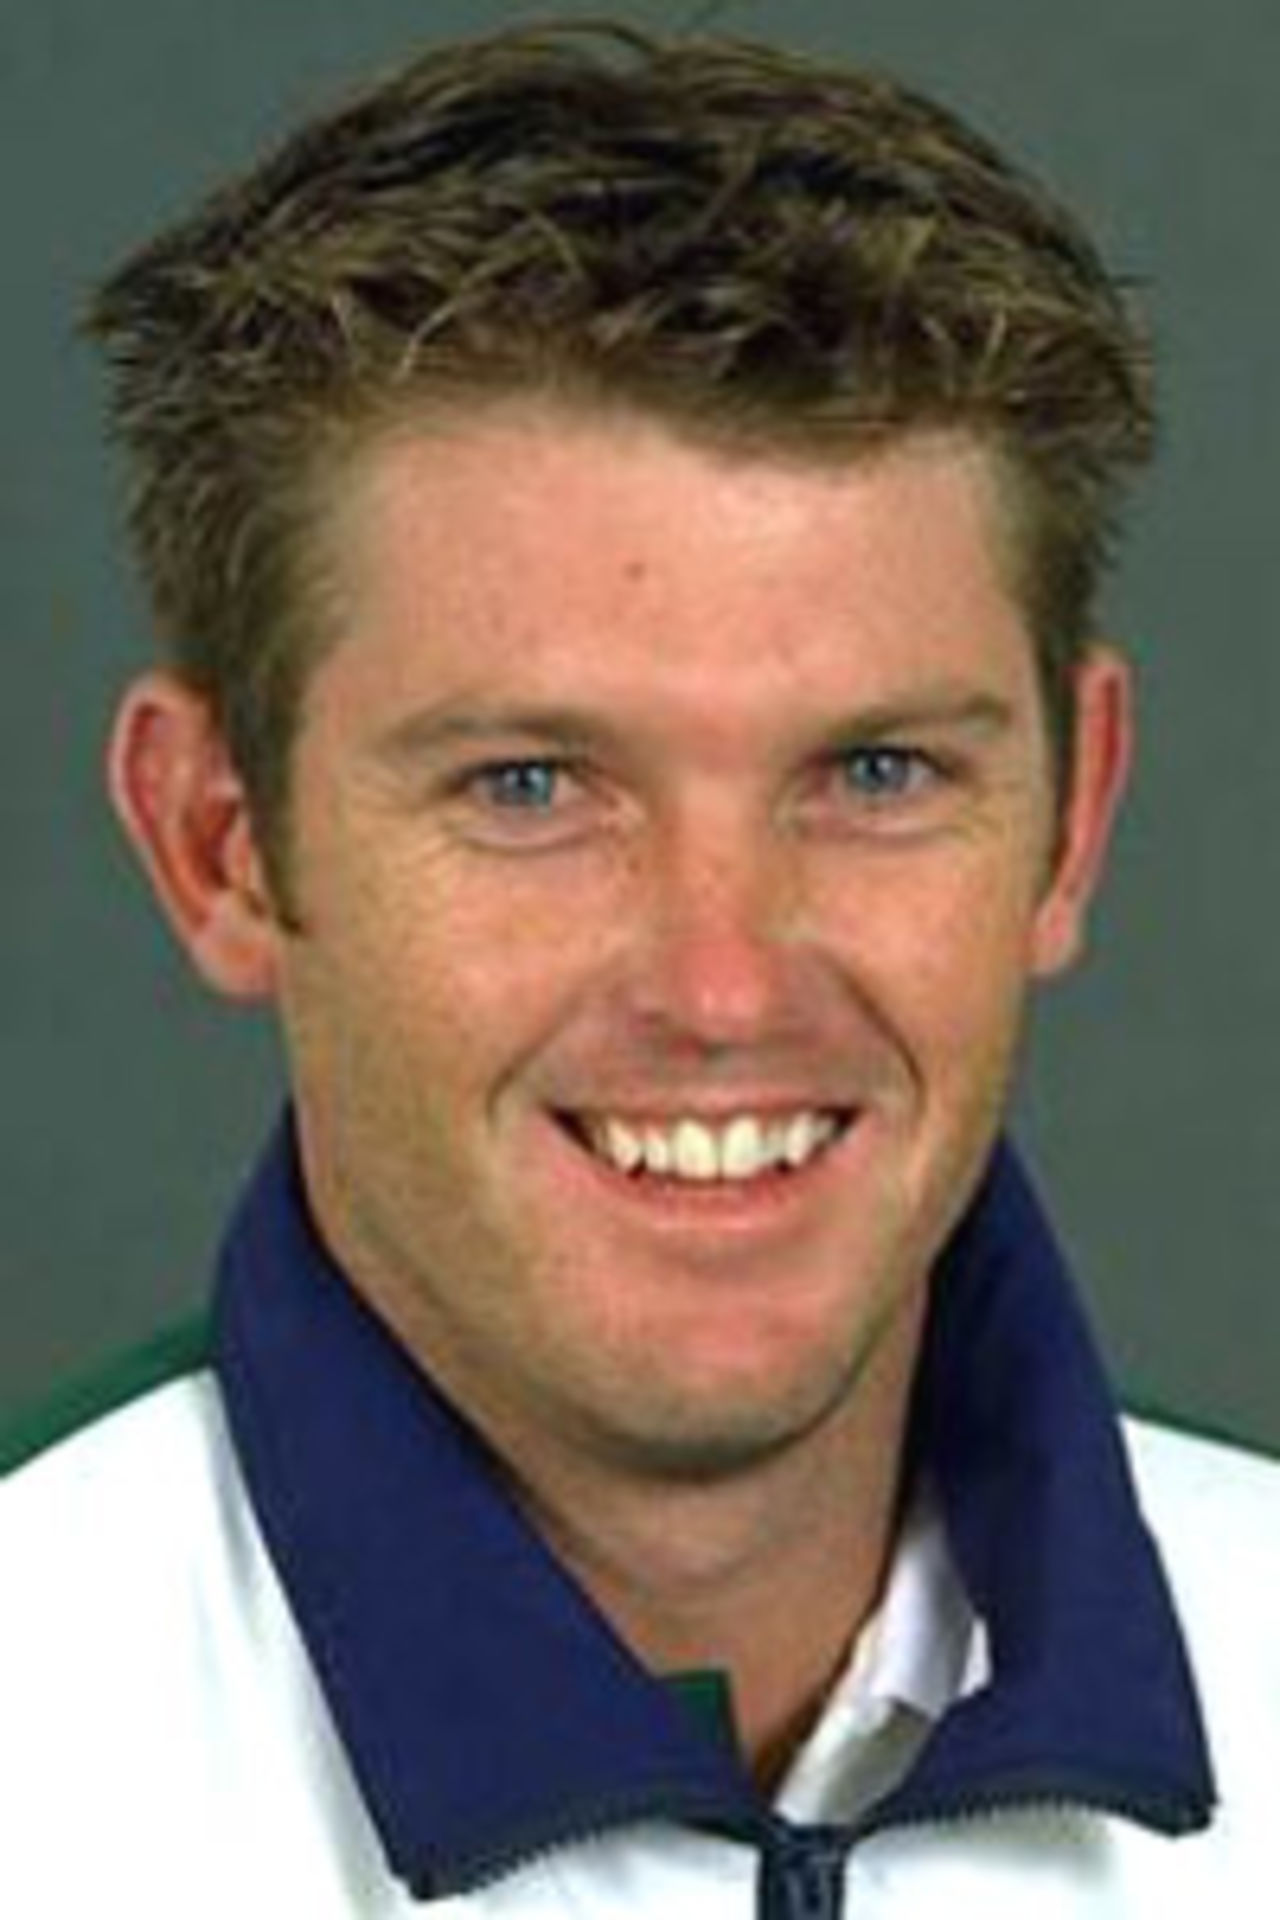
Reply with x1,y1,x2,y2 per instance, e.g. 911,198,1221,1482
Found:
268,409,1113,1482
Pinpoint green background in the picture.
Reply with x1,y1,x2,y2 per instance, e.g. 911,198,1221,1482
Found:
3,0,1276,1450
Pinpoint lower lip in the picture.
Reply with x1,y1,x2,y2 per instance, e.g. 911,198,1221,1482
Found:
544,1113,860,1239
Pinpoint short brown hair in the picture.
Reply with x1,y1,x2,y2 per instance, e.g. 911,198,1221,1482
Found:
87,19,1154,889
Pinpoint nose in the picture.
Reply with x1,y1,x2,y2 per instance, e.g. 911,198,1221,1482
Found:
623,809,804,1052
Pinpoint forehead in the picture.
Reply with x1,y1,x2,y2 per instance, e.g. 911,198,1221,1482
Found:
309,405,1035,731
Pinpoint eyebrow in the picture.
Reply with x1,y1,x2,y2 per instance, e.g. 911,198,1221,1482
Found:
817,688,1017,746
368,702,632,769
366,686,1019,771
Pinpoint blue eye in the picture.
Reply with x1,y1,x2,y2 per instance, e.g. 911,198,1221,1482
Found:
474,760,563,809
839,747,931,798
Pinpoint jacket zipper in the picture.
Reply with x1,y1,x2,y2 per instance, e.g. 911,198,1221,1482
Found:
757,1824,850,1920
753,1767,1207,1920
410,1769,1206,1906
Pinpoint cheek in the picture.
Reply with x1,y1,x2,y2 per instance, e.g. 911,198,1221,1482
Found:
817,845,1043,1055
290,836,619,1111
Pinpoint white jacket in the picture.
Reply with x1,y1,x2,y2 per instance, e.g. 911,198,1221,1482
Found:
1,1377,1277,1917
3,1127,1277,1917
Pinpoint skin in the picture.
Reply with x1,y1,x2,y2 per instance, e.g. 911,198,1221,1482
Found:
109,406,1131,1784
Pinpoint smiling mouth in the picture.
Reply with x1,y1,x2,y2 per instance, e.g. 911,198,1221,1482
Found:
554,1107,856,1186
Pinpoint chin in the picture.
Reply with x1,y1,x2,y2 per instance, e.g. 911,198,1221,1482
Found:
570,1339,873,1485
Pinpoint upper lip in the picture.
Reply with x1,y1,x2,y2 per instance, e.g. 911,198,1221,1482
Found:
552,1097,860,1122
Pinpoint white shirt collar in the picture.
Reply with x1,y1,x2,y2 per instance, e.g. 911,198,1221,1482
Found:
775,1478,991,1825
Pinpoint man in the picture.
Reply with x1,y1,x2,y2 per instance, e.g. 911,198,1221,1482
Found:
3,20,1275,1916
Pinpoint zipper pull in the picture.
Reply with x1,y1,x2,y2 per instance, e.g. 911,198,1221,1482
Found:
758,1824,849,1920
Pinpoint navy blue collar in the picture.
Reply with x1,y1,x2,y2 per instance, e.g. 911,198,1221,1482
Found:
213,1118,1214,1896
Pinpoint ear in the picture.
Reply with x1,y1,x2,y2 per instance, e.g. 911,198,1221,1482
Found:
106,670,284,1000
1030,645,1134,979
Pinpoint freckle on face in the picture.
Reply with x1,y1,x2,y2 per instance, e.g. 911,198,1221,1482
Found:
277,410,1067,1480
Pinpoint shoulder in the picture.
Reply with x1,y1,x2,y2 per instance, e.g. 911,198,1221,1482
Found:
0,1319,238,1590
1122,1410,1280,1631
1122,1412,1280,1668
1122,1411,1280,1562
0,1321,260,1744
1,1312,214,1477
0,1336,390,1911
1122,1412,1280,1856
0,1344,251,1656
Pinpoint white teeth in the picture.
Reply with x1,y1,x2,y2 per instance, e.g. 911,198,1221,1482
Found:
644,1127,673,1176
783,1112,822,1167
584,1109,844,1182
604,1119,645,1174
721,1115,769,1180
673,1120,719,1181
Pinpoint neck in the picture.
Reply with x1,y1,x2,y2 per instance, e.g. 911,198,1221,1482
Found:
503,1296,926,1791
